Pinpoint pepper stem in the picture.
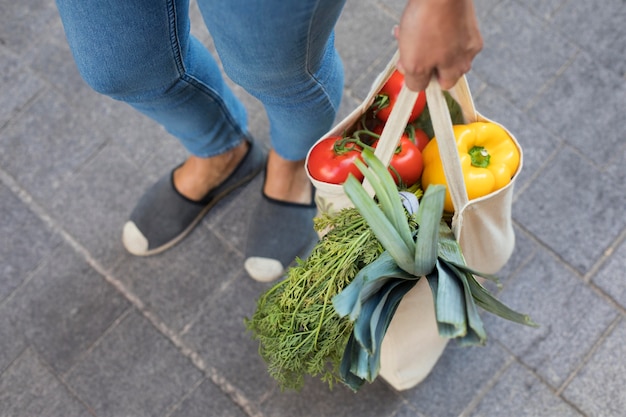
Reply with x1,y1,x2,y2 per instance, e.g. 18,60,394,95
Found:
469,146,490,168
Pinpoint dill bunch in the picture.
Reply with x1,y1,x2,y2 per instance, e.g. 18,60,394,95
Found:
245,206,407,390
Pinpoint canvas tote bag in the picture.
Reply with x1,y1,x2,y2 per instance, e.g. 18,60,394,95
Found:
306,51,523,390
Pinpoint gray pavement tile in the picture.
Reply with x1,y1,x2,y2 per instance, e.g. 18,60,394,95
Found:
563,319,626,417
513,147,626,274
495,225,539,285
0,349,91,417
553,0,626,77
472,0,578,109
472,86,562,192
593,238,626,310
47,143,149,269
0,46,47,127
0,182,61,303
399,342,510,417
258,377,402,417
169,379,248,417
334,0,398,92
467,362,583,417
527,51,626,167
0,89,108,204
113,228,242,333
0,307,27,375
204,174,264,254
392,403,428,417
484,248,619,388
518,0,567,20
0,0,59,54
5,243,130,374
182,273,280,402
65,310,203,417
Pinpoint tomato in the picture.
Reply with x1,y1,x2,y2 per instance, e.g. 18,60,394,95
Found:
372,124,430,152
373,70,426,123
372,135,423,187
307,136,365,184
411,128,430,152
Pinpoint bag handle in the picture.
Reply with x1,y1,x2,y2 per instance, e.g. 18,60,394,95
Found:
362,66,476,229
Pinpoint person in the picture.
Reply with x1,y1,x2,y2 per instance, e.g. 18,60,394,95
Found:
55,0,482,282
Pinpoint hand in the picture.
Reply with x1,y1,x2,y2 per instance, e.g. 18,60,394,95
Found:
395,0,483,91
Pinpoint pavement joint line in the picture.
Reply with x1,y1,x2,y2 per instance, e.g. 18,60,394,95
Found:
555,315,622,398
583,226,626,284
0,166,265,417
522,49,580,114
457,354,516,417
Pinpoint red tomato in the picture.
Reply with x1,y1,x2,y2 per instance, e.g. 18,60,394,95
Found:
372,136,423,186
307,136,365,184
373,70,426,123
412,128,430,152
372,125,430,152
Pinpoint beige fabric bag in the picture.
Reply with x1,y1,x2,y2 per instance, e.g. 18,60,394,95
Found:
306,52,523,391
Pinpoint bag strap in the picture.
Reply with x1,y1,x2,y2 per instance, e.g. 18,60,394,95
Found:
424,76,470,213
362,69,475,233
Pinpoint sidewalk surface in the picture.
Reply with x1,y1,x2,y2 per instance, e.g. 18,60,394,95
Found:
1,0,625,416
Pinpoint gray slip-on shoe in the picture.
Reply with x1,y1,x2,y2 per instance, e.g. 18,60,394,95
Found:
244,191,318,282
123,139,266,256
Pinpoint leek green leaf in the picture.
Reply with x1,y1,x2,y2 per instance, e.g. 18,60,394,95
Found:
414,186,445,276
344,175,415,274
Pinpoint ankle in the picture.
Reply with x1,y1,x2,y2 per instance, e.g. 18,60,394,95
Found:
263,150,312,205
174,141,249,201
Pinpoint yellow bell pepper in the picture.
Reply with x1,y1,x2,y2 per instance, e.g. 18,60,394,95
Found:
421,122,520,212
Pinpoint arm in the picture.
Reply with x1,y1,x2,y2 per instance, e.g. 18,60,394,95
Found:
396,0,483,91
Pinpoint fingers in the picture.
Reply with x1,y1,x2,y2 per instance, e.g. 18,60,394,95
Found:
394,0,483,92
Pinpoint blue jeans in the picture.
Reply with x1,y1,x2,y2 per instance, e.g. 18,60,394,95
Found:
55,0,346,160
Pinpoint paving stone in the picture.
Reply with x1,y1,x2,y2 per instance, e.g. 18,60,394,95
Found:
553,0,626,77
519,0,567,20
205,174,265,254
0,305,27,375
592,238,626,309
181,272,280,402
334,0,397,92
483,248,618,388
169,379,248,417
0,46,47,127
47,143,150,269
563,320,626,417
5,243,130,374
0,183,61,303
473,85,561,191
472,0,577,109
113,228,242,333
0,0,59,54
0,349,91,417
65,310,203,417
513,147,626,274
400,342,510,417
0,89,108,204
527,51,626,167
467,363,583,417
391,403,428,417
258,377,401,417
495,225,539,285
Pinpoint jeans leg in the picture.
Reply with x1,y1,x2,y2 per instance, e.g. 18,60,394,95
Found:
197,0,346,161
55,0,247,157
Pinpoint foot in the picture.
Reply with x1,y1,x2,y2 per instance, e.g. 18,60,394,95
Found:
244,150,318,282
122,139,266,256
